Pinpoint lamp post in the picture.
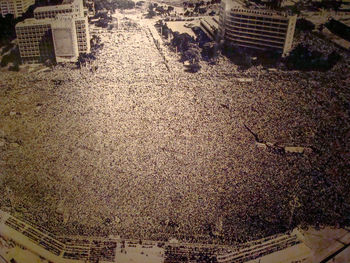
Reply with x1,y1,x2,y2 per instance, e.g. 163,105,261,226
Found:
289,196,301,228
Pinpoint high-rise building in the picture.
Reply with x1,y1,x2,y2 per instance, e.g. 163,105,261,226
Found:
219,0,296,56
15,18,55,63
33,0,85,19
15,0,90,63
0,0,35,18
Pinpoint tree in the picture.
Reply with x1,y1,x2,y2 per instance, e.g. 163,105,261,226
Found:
171,32,195,53
296,18,315,32
0,14,16,46
198,7,207,14
202,41,219,60
96,19,109,28
147,9,157,18
161,22,171,39
136,1,144,6
285,44,341,71
325,19,350,42
183,43,201,62
155,5,166,14
1,48,20,68
265,0,283,9
94,0,135,11
146,5,157,18
9,63,19,71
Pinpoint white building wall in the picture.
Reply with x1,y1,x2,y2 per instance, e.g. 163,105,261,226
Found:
283,14,297,56
51,16,79,62
16,0,90,63
219,0,296,56
0,0,34,18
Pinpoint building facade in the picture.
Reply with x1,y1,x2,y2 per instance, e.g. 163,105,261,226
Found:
15,0,90,63
219,0,296,56
33,0,85,19
0,0,34,18
15,18,55,63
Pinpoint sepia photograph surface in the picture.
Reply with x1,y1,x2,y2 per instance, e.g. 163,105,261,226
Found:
0,0,349,262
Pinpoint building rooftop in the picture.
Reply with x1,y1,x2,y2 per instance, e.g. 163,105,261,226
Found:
231,8,291,17
224,0,292,17
226,0,265,9
34,3,73,12
15,17,52,27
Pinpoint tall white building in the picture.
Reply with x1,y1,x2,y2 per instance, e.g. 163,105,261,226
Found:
219,0,296,56
33,0,85,19
0,0,35,18
15,0,90,63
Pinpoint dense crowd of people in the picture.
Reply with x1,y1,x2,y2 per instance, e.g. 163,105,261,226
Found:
0,14,349,248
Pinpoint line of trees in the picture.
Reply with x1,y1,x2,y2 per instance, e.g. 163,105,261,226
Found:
0,14,17,46
169,32,202,72
146,3,175,18
94,0,135,12
285,44,342,71
325,19,350,42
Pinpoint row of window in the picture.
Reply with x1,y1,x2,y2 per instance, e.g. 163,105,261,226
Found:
35,9,72,15
35,14,54,19
229,8,287,18
19,40,41,45
0,8,14,12
20,45,52,51
21,52,40,56
17,27,50,32
225,34,284,49
0,5,14,9
227,17,288,29
226,19,287,33
17,24,50,30
229,13,288,24
19,42,52,48
17,31,48,36
18,35,51,40
17,36,49,41
225,24,286,38
20,27,49,31
21,49,52,53
225,28,285,44
17,30,49,34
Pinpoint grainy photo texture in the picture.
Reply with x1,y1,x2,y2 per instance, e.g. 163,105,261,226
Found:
0,0,349,262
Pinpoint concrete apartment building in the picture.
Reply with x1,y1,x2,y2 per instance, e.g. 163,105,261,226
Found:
0,0,34,18
219,0,297,56
15,0,90,63
33,0,86,19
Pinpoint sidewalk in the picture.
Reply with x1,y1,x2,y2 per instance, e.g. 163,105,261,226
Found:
302,227,350,262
